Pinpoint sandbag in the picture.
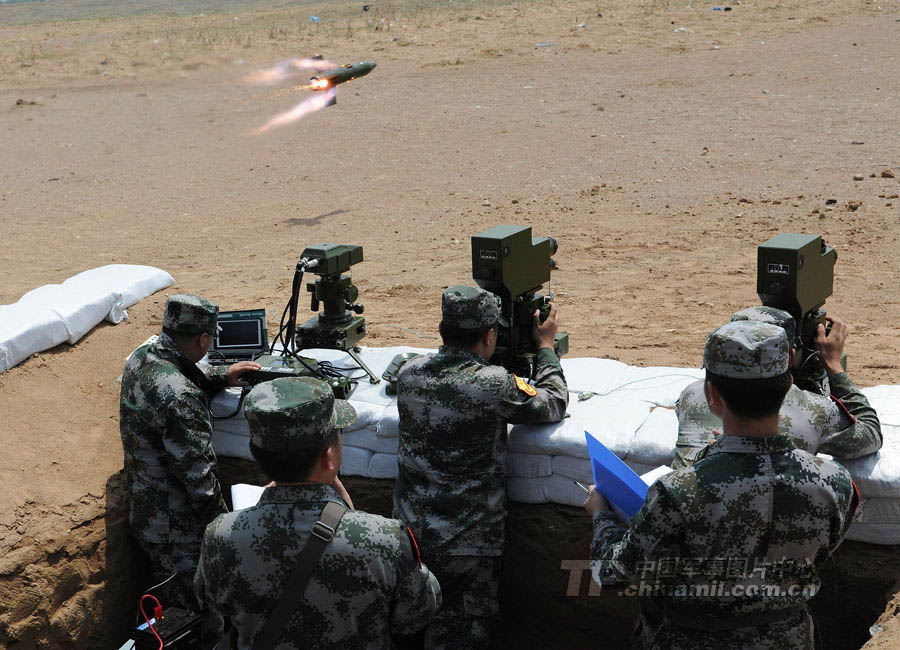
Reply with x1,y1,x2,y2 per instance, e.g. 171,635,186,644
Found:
63,264,174,309
17,283,122,344
341,445,374,477
368,453,399,479
0,303,69,373
343,428,400,455
508,452,552,478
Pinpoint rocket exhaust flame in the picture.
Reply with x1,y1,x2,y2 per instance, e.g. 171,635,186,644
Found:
243,57,338,86
252,87,338,134
247,58,374,132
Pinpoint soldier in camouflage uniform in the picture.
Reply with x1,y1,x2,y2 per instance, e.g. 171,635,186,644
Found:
195,377,442,649
586,321,859,649
393,285,569,649
673,307,880,469
120,294,259,608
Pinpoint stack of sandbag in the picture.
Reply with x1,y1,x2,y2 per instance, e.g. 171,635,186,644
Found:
0,265,174,373
208,346,900,545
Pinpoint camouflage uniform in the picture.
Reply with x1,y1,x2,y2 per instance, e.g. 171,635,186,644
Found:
393,286,569,648
195,378,441,649
119,294,228,606
674,308,881,469
592,322,858,649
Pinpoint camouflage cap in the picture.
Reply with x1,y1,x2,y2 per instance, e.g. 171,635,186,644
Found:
163,294,220,335
731,306,797,345
245,377,357,455
704,321,790,379
441,285,500,329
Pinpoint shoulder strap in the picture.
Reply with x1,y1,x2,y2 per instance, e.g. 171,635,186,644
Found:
251,501,348,650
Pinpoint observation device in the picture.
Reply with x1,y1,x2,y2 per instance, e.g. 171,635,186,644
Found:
472,225,569,377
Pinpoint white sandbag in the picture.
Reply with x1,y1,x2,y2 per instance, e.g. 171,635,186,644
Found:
343,428,399,455
846,496,900,544
558,357,628,394
368,453,398,479
63,264,174,308
376,403,401,438
508,474,588,508
509,395,651,458
602,366,704,407
0,303,69,373
18,283,123,344
841,425,900,499
862,386,900,427
552,455,593,483
341,446,374,477
508,453,552,478
629,407,679,466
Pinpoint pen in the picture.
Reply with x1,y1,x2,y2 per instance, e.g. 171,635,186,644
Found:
574,480,590,494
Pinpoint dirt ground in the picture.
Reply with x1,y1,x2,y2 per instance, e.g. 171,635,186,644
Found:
1,0,899,647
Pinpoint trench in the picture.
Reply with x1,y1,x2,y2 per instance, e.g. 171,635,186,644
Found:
1,460,897,649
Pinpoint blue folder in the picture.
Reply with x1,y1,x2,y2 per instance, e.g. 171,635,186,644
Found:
585,430,649,519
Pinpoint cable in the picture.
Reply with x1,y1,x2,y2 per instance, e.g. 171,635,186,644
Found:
209,387,251,420
139,594,164,650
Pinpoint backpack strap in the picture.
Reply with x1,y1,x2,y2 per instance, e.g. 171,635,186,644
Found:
251,501,348,650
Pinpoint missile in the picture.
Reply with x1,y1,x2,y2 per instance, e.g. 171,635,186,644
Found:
307,61,377,91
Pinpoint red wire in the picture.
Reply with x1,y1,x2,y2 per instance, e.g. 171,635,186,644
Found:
139,594,164,650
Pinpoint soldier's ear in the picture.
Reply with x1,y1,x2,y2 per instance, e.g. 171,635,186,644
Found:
704,380,724,417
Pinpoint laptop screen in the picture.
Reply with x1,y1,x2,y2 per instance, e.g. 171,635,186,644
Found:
215,317,264,349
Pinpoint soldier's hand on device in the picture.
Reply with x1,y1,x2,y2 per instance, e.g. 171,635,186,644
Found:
816,316,846,377
583,485,609,516
226,360,262,387
533,302,559,350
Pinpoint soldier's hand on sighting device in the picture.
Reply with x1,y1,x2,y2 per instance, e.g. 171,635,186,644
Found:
226,360,262,387
533,303,559,350
816,316,846,377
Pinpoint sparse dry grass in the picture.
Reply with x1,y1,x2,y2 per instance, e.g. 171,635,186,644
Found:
0,0,886,87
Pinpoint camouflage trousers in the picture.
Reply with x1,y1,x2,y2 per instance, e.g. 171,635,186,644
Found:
635,603,816,650
423,555,500,650
138,538,203,611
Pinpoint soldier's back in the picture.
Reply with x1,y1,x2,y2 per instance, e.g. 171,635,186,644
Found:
197,484,431,650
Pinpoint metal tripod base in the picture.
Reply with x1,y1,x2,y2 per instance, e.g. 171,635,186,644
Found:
349,347,380,384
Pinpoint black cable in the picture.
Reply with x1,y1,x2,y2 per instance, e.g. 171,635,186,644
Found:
209,387,251,420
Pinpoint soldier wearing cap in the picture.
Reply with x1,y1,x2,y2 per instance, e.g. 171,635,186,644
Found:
120,294,260,609
393,285,568,648
586,321,858,649
673,307,881,469
195,377,441,648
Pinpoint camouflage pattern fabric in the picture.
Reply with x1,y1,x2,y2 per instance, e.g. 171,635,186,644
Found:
392,345,567,648
441,286,500,329
393,345,568,557
120,332,228,604
704,322,790,379
244,377,356,455
730,307,797,344
163,294,221,335
195,483,441,649
591,435,857,649
422,556,500,650
674,373,882,469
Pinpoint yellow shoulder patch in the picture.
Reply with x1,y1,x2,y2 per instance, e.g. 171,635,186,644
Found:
514,375,537,397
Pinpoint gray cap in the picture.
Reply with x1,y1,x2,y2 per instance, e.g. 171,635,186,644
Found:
245,377,356,455
704,321,790,379
163,294,220,335
731,306,797,345
441,285,500,329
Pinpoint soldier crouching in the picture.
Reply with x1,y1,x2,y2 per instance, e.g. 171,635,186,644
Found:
195,377,442,649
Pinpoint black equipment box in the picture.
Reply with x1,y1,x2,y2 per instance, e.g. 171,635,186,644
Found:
133,607,201,650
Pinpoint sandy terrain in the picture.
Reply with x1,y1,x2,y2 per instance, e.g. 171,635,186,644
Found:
1,0,899,647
